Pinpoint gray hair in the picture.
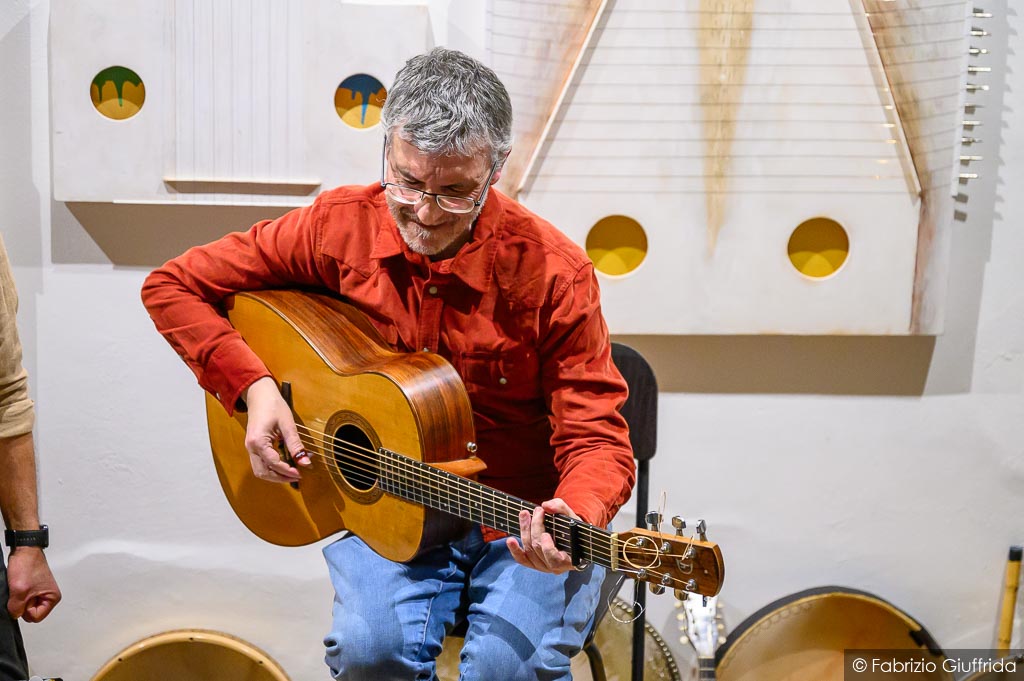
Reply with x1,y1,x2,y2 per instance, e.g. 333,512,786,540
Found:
382,47,513,167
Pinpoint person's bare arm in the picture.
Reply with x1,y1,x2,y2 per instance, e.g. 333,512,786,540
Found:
0,431,60,622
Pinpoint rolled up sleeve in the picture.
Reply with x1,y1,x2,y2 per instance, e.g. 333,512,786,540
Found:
540,264,635,528
0,237,34,438
140,200,326,413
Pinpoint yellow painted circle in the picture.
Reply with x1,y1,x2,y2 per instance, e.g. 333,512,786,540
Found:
586,215,648,276
335,74,386,129
787,217,849,278
91,66,145,120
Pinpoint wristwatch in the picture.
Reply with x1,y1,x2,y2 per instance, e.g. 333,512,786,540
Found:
4,525,49,549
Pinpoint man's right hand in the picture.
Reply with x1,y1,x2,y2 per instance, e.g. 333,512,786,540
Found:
242,376,311,483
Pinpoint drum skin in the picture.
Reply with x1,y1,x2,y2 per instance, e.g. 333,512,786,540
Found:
716,586,952,681
90,629,290,681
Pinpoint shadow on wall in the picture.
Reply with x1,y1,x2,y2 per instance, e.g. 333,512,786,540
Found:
613,334,935,396
55,202,292,268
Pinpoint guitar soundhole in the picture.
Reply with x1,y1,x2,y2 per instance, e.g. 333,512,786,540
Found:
332,424,378,491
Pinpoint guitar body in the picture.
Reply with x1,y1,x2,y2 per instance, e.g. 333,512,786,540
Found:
205,289,477,561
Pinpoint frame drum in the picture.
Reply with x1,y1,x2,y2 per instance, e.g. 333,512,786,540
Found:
90,629,290,681
590,598,681,681
716,587,951,681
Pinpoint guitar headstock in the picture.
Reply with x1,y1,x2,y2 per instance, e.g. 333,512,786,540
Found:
614,525,725,598
678,594,725,660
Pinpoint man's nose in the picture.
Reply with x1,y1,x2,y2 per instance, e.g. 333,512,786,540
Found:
415,196,446,225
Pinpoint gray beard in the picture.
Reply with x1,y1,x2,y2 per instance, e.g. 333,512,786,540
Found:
386,198,482,259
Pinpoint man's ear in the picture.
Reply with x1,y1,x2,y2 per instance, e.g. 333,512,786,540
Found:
491,149,511,185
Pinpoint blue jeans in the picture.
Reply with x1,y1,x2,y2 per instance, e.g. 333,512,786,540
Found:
322,526,606,680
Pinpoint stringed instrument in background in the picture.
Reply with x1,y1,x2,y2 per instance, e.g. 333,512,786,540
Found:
206,289,725,598
679,595,726,680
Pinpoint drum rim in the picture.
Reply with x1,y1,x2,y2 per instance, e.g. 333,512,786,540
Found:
606,597,682,681
715,585,946,666
89,628,291,681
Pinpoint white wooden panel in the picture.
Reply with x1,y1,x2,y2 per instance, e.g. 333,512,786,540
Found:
51,0,431,205
497,0,969,335
304,2,433,192
51,0,169,202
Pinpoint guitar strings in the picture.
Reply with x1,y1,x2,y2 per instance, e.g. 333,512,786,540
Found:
288,422,620,558
292,430,701,589
291,424,615,555
271,423,705,588
294,426,700,571
293,424,703,565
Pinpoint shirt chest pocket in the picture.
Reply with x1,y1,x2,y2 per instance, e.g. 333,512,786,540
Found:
455,346,543,423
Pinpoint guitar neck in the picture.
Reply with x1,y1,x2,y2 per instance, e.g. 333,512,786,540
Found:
377,447,616,569
698,658,716,680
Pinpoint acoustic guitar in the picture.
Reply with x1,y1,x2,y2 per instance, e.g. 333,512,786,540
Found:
205,289,725,597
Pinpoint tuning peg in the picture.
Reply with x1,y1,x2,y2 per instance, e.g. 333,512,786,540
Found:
671,516,686,535
696,519,708,542
649,583,666,595
675,589,689,600
645,511,663,531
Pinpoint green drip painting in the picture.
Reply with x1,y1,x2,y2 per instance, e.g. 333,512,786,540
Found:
92,66,142,106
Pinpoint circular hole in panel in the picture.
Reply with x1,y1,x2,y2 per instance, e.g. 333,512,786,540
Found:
91,66,145,120
335,74,386,129
585,215,648,276
787,217,849,278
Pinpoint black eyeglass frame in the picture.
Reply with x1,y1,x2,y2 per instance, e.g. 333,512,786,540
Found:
379,135,503,215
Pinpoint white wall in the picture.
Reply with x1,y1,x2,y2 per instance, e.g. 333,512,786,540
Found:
2,1,1020,679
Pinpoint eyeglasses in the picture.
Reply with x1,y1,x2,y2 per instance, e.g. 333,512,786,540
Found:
380,136,501,215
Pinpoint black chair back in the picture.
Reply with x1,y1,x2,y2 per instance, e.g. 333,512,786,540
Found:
583,343,658,681
612,342,658,463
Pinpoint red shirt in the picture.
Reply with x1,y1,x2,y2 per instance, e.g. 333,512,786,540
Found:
142,183,635,534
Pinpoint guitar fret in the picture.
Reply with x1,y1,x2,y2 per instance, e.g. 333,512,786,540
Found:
376,448,618,570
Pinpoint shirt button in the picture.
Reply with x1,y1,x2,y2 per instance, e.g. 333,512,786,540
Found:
428,286,438,295
498,377,508,385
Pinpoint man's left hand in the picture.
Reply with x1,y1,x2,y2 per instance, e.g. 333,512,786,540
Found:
6,547,61,622
507,498,579,575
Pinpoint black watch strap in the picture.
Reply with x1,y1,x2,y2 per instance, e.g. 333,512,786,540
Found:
4,525,48,549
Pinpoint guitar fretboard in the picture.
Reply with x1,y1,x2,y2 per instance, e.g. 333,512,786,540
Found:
377,447,616,569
